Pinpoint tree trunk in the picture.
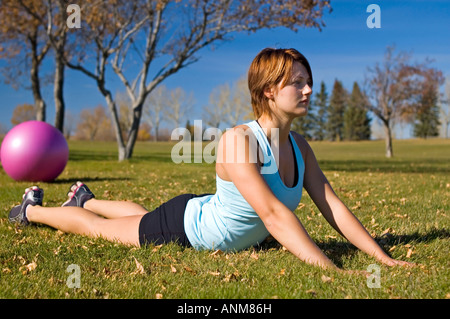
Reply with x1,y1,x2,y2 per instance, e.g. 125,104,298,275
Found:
103,91,127,161
383,122,394,158
54,51,65,132
124,103,144,160
30,43,46,122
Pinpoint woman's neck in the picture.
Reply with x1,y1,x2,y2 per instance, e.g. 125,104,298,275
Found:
256,114,292,145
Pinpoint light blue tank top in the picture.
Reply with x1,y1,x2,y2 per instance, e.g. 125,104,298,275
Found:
184,120,305,251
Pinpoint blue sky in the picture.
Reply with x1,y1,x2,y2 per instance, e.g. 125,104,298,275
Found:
1,0,449,138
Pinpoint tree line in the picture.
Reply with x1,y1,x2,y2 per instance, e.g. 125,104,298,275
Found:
1,1,446,159
0,0,331,161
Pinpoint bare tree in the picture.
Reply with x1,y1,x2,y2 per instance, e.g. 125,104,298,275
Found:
439,77,450,138
364,46,443,157
203,87,228,128
204,77,252,128
204,83,232,128
59,0,331,160
11,104,37,125
0,0,51,122
63,110,77,140
75,105,114,141
4,0,85,131
163,87,194,128
144,85,167,141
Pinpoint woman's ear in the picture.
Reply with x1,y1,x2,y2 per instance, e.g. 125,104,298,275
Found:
263,86,275,99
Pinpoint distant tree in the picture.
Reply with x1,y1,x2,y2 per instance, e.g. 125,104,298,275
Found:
63,110,77,140
0,123,7,136
364,46,444,157
203,85,228,128
292,97,316,140
344,82,371,140
439,77,450,138
0,0,50,122
413,84,440,139
11,104,37,126
75,105,114,141
311,81,328,141
4,0,79,131
144,85,167,142
163,87,194,129
327,79,348,141
137,122,152,141
205,77,252,128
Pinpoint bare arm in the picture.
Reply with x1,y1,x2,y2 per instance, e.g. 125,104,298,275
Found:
217,128,338,270
297,134,413,267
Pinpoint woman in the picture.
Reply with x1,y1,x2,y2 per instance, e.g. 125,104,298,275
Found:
9,48,412,272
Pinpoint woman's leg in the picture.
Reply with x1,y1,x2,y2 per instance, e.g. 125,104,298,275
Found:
84,198,149,219
65,182,149,219
26,205,142,246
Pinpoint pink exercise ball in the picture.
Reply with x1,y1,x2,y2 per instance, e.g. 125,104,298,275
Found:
1,121,69,182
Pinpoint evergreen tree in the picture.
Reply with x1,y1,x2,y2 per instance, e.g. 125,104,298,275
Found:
344,82,371,140
327,79,348,141
292,96,316,140
413,86,440,138
312,81,328,141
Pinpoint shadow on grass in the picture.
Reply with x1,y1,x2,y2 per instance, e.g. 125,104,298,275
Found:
257,228,449,267
68,150,175,163
50,176,132,184
318,159,449,174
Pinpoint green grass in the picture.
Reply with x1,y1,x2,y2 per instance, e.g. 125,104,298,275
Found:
0,139,449,299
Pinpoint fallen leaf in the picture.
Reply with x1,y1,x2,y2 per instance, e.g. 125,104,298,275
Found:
279,269,285,276
321,274,332,283
250,251,259,260
183,266,195,274
223,273,237,282
26,262,37,271
20,262,37,275
155,293,163,299
170,264,177,273
381,228,393,236
306,289,316,296
209,271,221,276
132,257,145,275
152,244,163,252
210,249,223,257
406,248,413,258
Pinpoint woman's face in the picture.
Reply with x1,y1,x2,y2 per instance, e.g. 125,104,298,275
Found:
268,62,313,118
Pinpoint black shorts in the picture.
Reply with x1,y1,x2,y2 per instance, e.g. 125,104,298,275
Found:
138,193,210,248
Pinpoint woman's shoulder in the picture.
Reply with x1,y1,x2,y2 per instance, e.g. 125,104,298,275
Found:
219,123,255,142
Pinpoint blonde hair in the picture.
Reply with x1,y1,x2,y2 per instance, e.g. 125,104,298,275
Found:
247,48,313,119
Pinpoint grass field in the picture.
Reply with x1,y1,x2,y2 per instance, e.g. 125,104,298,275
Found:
0,138,449,299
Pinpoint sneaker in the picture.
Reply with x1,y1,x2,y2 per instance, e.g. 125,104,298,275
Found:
9,186,44,226
62,181,95,208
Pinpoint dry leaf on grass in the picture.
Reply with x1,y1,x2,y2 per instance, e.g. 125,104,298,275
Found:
406,248,413,258
170,264,177,273
321,274,332,283
131,257,145,275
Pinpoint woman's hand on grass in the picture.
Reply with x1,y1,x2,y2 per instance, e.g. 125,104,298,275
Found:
378,256,416,268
